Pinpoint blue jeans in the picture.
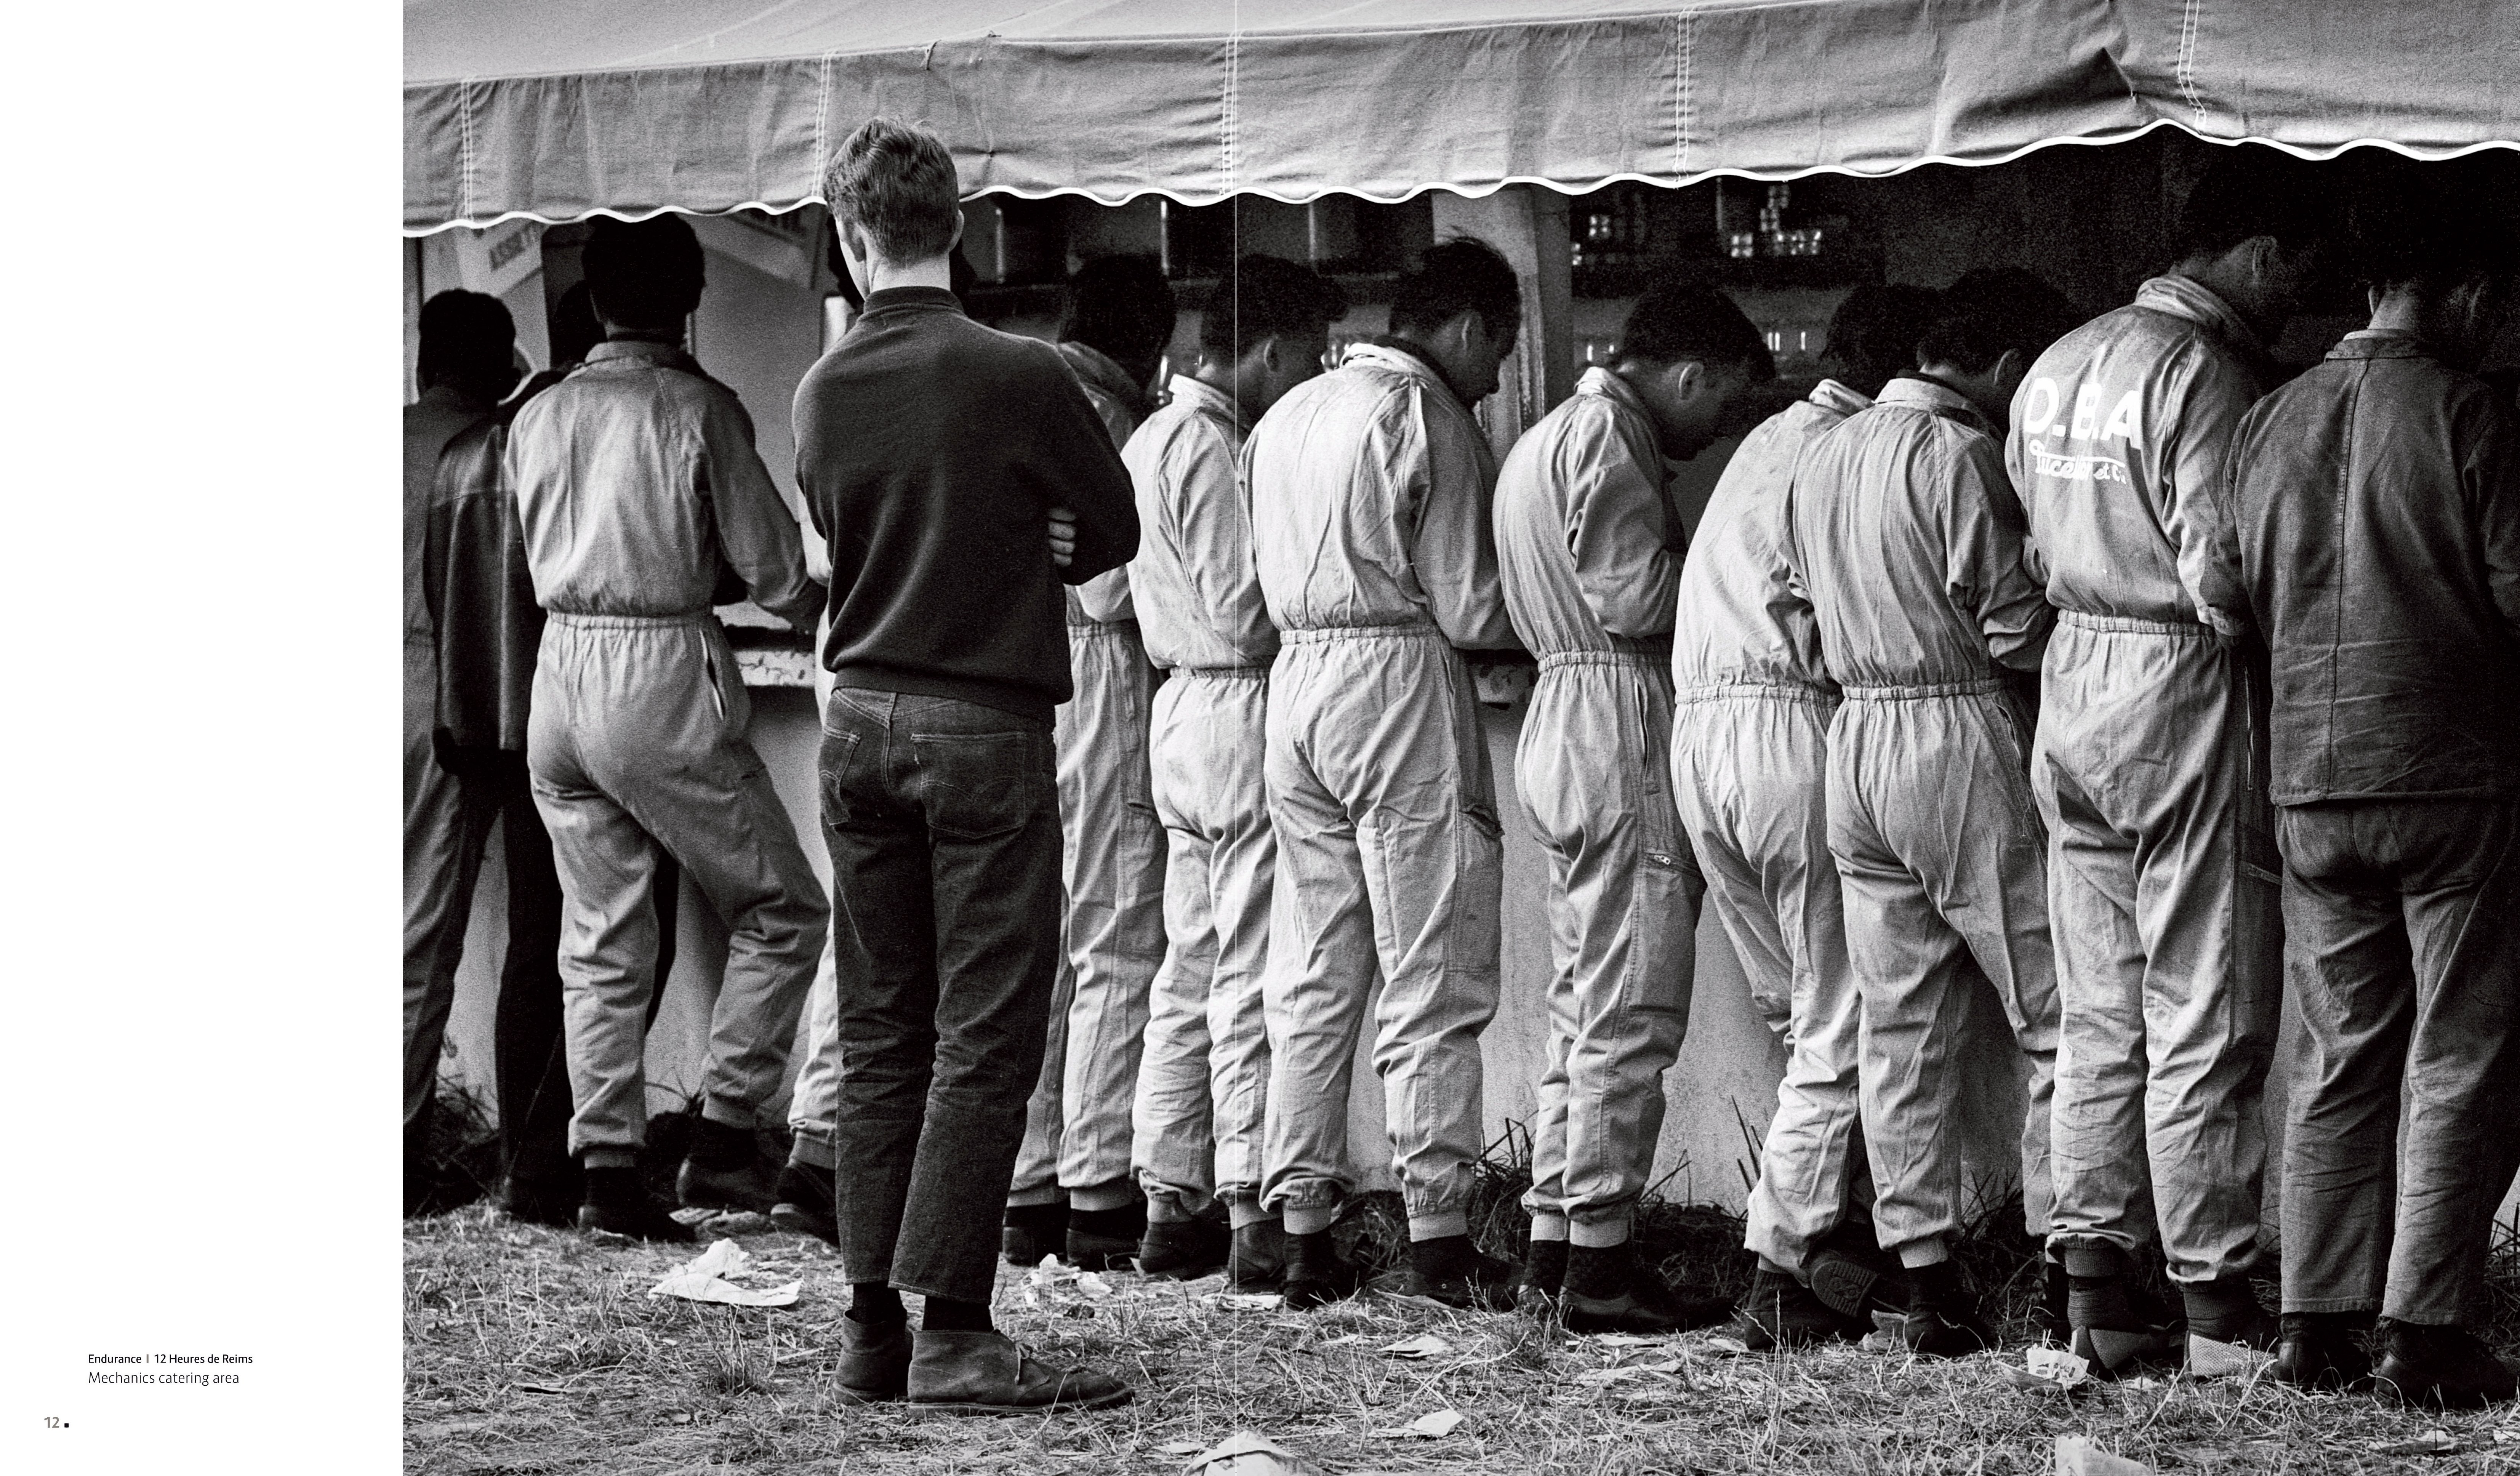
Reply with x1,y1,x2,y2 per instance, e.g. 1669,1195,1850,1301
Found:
821,687,1064,1303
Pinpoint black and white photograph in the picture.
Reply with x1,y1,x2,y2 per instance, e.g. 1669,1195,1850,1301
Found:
13,3,2520,1474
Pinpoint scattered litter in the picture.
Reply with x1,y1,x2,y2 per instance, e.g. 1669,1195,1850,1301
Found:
1158,1438,1209,1455
648,1239,801,1308
1028,1256,1079,1288
2054,1434,2153,1475
1699,1334,1750,1356
1078,1271,1115,1299
1594,1333,1672,1348
2122,1375,2162,1390
1182,1430,1324,1473
1217,1293,1282,1312
1368,1409,1464,1439
1575,1367,1643,1386
669,1412,693,1426
2372,1430,2463,1457
1380,1333,1452,1359
2185,1333,2273,1380
2022,1345,2092,1390
511,1382,569,1395
1319,1333,1368,1347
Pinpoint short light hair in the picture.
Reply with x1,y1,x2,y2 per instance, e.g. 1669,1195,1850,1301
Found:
824,118,961,263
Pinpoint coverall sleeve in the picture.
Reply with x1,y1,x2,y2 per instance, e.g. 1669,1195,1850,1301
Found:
1162,422,1256,645
2154,344,2258,640
2466,394,2520,645
1404,387,1520,650
1563,406,1683,640
1032,357,1141,586
1943,432,2054,673
696,390,827,634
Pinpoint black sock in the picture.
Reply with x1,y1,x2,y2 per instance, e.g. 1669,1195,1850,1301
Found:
1070,1203,1146,1241
1286,1229,1339,1272
1409,1234,1478,1282
2182,1277,2267,1342
688,1117,753,1170
847,1282,905,1326
1564,1244,1634,1300
922,1296,993,1334
1525,1238,1569,1292
2069,1274,2137,1329
583,1165,642,1209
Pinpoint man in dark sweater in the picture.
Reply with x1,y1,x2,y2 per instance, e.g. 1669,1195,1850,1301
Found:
795,117,1139,1417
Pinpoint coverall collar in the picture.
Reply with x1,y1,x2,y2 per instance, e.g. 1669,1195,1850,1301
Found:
1876,374,2000,438
1165,372,1249,431
1057,339,1154,424
2329,329,2437,361
584,337,703,376
1574,362,1649,415
857,285,965,319
1352,336,1476,412
1807,378,1873,418
2135,273,2268,360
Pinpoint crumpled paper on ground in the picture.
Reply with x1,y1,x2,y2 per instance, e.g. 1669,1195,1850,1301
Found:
2373,1430,2463,1457
1177,1431,1326,1473
2055,1434,2153,1474
2186,1333,2273,1380
1368,1409,1464,1439
648,1239,800,1307
1380,1333,1451,1359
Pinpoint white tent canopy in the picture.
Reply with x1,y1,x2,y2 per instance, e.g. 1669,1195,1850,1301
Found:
404,0,2520,233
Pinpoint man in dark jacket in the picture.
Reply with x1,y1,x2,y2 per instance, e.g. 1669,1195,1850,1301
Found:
797,117,1139,1416
2224,171,2519,1409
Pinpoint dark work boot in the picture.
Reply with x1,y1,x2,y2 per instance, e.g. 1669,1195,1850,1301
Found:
2273,1311,2374,1393
834,1311,913,1404
1002,1202,1068,1267
905,1330,1133,1415
1065,1200,1147,1272
676,1117,776,1213
1391,1235,1520,1314
1808,1244,1909,1325
2029,1254,2071,1344
1736,1266,1866,1351
1137,1217,1229,1280
1280,1229,1362,1311
1558,1244,1732,1335
1226,1219,1288,1291
1896,1261,1995,1358
1515,1239,1569,1315
2373,1321,2518,1409
767,1159,839,1245
578,1165,695,1243
2062,1246,2182,1378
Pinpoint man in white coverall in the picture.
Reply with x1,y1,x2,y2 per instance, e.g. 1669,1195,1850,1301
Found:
509,216,830,1241
1005,255,1180,1269
1670,282,1947,1348
2009,146,2330,1375
1122,254,1349,1286
1786,269,2084,1353
1494,281,1774,1333
1248,238,1527,1311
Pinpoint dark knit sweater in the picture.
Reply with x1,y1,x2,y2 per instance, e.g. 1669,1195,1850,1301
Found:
796,287,1140,723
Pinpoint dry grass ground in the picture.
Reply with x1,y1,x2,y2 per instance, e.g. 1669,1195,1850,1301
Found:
405,1175,2520,1476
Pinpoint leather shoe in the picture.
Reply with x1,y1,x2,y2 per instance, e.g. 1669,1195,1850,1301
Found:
2373,1321,2517,1409
1735,1267,1865,1350
767,1161,838,1245
2272,1311,2373,1392
833,1314,911,1404
1137,1217,1229,1280
906,1329,1132,1415
1226,1220,1287,1291
1896,1261,1995,1358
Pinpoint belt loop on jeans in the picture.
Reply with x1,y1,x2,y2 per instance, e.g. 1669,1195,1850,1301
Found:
2056,609,2212,637
1674,679,1840,706
1281,621,1440,645
1840,676,2005,701
546,610,715,631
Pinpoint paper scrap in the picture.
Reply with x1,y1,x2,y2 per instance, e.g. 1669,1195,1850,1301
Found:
2372,1430,2463,1457
1319,1333,1368,1347
1078,1272,1115,1299
1218,1293,1283,1312
1365,1409,1463,1440
1158,1438,1209,1455
1700,1334,1750,1356
1594,1333,1673,1348
1380,1333,1452,1359
2025,1345,2093,1390
648,1239,802,1308
1183,1430,1324,1474
2054,1434,2153,1475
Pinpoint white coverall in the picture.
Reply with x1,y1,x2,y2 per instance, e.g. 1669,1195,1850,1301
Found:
1249,340,1519,1242
1669,379,1870,1273
1493,367,1702,1250
2007,275,2283,1285
1123,374,1280,1226
1009,341,1169,1213
1785,376,2061,1264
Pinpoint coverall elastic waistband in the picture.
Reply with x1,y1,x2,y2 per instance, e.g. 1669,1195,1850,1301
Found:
546,610,714,630
2056,609,2213,637
1538,650,1663,672
1674,680,1838,706
1165,663,1273,679
1281,623,1440,645
1841,677,2004,701
1067,617,1143,636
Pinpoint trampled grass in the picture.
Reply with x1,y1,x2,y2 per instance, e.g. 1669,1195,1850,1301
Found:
404,1144,2520,1475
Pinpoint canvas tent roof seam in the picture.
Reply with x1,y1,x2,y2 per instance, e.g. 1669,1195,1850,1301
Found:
399,121,2520,239
402,0,2520,235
